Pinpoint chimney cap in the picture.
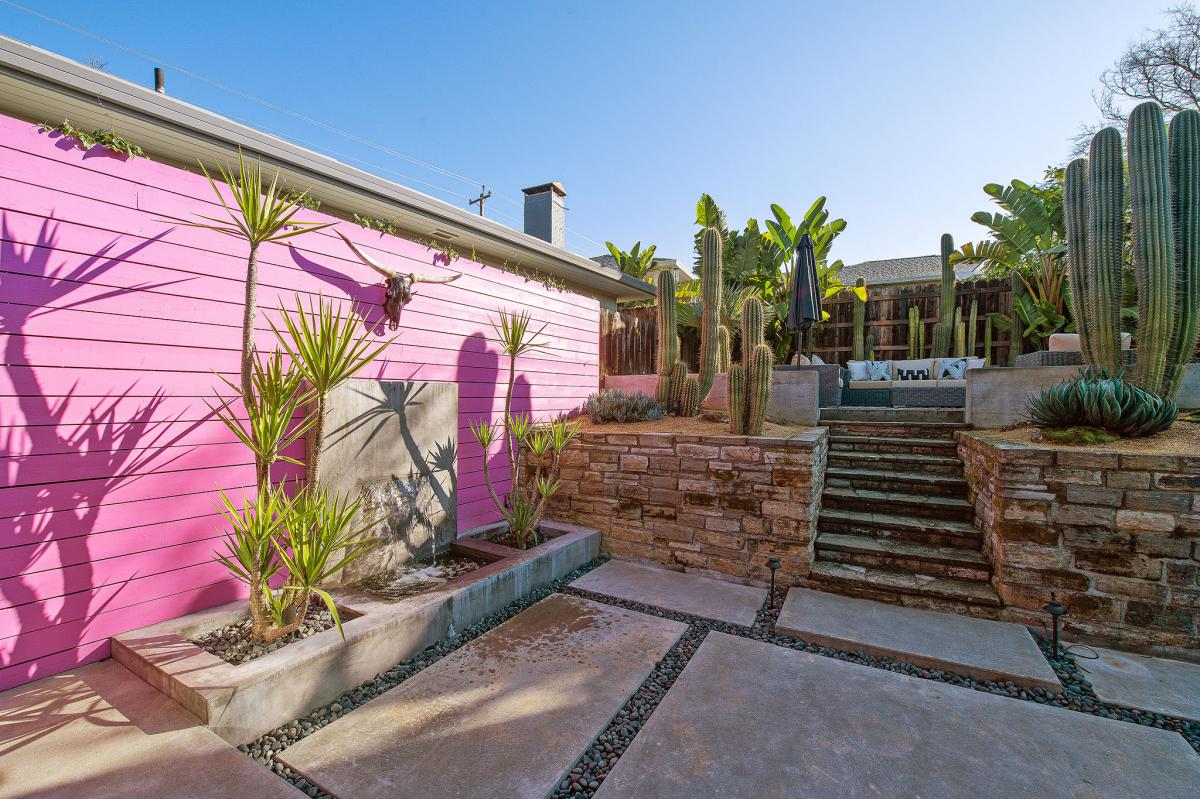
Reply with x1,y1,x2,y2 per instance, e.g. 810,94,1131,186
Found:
522,181,566,197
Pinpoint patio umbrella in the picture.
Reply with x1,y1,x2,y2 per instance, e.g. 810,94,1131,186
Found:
786,233,822,357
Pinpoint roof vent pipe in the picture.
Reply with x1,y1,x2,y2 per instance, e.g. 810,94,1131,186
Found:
154,67,165,94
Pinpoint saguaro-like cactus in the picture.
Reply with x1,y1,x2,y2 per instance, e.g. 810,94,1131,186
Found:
983,316,993,365
953,306,965,357
717,325,732,372
930,233,956,358
1066,102,1200,397
697,227,723,403
727,297,773,434
655,271,679,404
1008,273,1023,365
967,299,978,356
852,277,867,360
907,305,922,359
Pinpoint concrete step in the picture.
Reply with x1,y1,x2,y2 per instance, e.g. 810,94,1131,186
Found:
828,434,958,456
827,450,965,477
820,486,975,523
817,508,982,548
815,533,991,582
805,561,1002,610
821,407,966,424
819,420,966,441
824,467,970,499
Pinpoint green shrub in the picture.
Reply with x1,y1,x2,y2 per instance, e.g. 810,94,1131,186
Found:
583,389,663,424
1026,368,1178,437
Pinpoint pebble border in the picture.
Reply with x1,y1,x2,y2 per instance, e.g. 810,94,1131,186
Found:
243,560,1199,799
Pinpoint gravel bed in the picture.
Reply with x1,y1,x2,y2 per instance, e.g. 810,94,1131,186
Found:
472,526,562,549
244,571,1199,799
190,605,336,665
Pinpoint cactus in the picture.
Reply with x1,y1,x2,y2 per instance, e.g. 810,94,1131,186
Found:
983,316,993,365
654,271,679,404
918,318,925,358
667,360,687,413
697,227,723,404
1066,102,1200,399
727,363,746,433
680,376,701,417
746,344,773,435
865,333,876,361
930,233,957,358
967,299,978,356
728,297,773,434
852,277,867,360
953,305,965,357
907,305,921,359
1008,273,1023,366
717,325,732,372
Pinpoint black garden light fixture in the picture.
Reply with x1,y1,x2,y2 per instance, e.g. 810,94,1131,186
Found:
1044,592,1067,658
767,557,782,607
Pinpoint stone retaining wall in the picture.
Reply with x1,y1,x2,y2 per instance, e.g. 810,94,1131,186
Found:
543,429,828,586
959,431,1200,652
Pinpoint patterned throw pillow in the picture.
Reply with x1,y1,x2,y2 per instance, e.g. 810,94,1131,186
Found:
938,358,967,379
897,368,929,381
865,360,891,381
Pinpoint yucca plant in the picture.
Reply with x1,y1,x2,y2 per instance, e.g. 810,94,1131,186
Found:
271,295,393,484
214,484,289,641
469,309,578,548
169,152,331,404
208,350,314,487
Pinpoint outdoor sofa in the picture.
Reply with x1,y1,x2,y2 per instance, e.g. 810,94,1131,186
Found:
842,357,986,407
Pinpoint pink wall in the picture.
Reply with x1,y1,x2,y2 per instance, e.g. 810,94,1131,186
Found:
0,114,600,690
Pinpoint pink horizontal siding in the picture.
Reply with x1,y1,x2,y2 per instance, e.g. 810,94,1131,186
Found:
0,114,600,689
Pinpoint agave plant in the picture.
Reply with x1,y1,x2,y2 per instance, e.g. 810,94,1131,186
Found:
1027,368,1178,437
469,309,579,548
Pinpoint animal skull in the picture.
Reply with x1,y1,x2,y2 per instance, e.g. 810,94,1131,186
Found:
337,231,462,328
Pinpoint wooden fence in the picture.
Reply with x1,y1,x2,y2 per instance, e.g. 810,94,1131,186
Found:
600,279,1014,375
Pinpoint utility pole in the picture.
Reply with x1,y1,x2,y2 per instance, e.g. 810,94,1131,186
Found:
469,185,492,217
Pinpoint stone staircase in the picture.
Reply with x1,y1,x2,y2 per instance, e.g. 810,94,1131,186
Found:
809,407,1001,614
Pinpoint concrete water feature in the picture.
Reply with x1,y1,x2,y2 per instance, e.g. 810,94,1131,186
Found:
594,632,1200,799
278,593,685,799
776,587,1061,690
111,523,600,744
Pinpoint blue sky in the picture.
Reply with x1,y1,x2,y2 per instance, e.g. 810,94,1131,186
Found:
0,0,1175,266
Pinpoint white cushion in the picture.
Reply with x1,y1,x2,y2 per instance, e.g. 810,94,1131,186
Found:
965,357,986,370
811,354,826,365
793,354,811,366
847,360,870,380
937,358,968,379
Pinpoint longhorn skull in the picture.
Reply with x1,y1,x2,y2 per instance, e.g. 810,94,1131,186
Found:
337,231,462,328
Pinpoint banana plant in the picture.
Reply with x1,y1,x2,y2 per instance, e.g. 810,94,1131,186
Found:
604,240,661,280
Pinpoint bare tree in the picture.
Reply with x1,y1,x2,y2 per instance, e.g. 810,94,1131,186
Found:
1073,4,1200,152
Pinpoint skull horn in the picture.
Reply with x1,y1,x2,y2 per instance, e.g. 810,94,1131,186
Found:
337,230,398,279
412,272,463,285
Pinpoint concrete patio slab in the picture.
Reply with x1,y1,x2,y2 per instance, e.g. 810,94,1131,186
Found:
279,593,684,799
595,632,1200,799
570,559,766,626
1081,645,1200,720
0,660,300,799
776,586,1061,689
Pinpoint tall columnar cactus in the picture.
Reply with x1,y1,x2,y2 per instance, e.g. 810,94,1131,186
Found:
852,277,867,360
727,297,772,435
668,360,687,413
865,333,877,361
1066,102,1200,397
697,227,723,403
717,325,732,372
967,299,978,356
655,271,679,404
907,305,921,359
679,376,701,417
1008,273,1023,365
930,233,957,358
983,317,993,365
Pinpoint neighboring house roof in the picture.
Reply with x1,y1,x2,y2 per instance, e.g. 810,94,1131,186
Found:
840,254,986,287
590,255,694,282
0,35,654,302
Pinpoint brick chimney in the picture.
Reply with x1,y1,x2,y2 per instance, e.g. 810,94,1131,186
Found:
522,182,566,248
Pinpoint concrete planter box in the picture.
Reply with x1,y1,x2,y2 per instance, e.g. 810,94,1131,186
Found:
112,522,599,744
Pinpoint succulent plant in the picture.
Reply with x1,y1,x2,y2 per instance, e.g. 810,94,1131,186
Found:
584,389,663,424
697,227,723,404
717,325,732,372
727,363,746,433
983,316,993,365
668,360,687,414
967,299,978,356
728,297,773,434
1026,368,1177,437
655,271,680,404
907,305,922,359
852,277,867,360
680,376,701,417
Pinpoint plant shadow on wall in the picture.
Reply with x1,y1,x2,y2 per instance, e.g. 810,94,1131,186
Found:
0,219,221,685
322,381,458,564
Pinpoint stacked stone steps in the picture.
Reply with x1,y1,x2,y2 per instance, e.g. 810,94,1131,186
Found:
826,450,965,477
811,416,1000,611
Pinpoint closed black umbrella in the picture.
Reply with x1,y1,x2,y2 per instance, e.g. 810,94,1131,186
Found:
786,234,822,357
